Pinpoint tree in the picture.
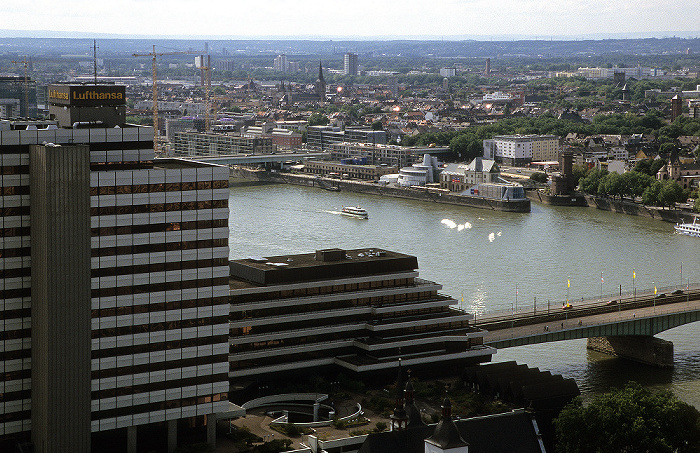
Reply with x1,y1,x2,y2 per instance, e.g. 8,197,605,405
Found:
642,180,662,206
530,172,548,184
658,179,686,208
371,120,384,131
578,168,608,196
554,382,700,453
308,113,330,127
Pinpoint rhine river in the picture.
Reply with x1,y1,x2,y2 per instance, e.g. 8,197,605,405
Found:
228,182,700,407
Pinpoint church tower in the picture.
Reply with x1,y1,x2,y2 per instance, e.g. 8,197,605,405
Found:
424,390,469,453
315,61,326,101
390,360,408,431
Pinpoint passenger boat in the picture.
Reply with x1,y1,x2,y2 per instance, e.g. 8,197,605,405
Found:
674,218,700,237
341,206,368,219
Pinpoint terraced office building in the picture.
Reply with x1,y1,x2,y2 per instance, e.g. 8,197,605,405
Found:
229,248,494,381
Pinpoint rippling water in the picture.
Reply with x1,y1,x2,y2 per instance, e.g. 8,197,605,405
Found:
229,183,700,407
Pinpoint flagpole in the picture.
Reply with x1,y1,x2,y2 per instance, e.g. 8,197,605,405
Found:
600,271,603,299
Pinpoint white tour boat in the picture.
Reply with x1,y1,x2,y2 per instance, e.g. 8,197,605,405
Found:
674,218,700,237
341,206,368,219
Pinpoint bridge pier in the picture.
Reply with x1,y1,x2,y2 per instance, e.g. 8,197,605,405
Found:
587,336,673,368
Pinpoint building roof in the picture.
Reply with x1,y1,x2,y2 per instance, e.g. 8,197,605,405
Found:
358,409,544,453
229,248,418,286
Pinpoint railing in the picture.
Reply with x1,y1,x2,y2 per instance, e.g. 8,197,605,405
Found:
473,283,700,328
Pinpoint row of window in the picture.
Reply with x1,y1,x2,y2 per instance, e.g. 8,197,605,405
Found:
0,205,29,216
91,316,228,339
0,226,30,238
229,329,358,354
91,219,227,238
0,246,30,259
0,164,29,175
0,266,30,279
90,199,227,217
90,257,227,279
0,347,31,362
91,354,227,380
91,392,227,421
231,291,438,321
92,335,228,360
0,307,30,321
91,277,228,298
0,185,29,196
91,373,228,402
92,239,228,258
92,296,229,318
89,180,228,196
233,278,414,304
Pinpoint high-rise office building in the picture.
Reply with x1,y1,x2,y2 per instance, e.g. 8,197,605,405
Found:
344,53,359,76
273,54,288,72
0,83,230,453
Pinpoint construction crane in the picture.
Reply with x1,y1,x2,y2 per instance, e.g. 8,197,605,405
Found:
132,45,195,154
196,55,212,131
11,57,29,118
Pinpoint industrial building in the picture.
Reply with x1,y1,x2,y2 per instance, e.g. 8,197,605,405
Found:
0,83,230,453
228,248,494,382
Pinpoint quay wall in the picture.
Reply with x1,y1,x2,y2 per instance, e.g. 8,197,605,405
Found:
231,167,530,213
526,190,588,207
584,196,695,224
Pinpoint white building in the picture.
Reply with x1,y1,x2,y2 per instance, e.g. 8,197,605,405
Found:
343,53,358,76
483,135,559,166
398,154,440,187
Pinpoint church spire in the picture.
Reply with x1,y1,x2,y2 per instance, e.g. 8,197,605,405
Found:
390,358,408,431
425,387,469,452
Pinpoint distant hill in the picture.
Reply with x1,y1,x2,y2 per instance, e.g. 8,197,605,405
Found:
0,32,698,59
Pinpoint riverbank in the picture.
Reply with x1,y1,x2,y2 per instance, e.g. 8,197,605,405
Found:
229,167,531,213
524,187,696,224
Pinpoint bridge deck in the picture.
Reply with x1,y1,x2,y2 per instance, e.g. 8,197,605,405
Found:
474,288,700,348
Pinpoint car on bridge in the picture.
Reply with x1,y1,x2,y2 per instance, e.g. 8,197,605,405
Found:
606,299,618,305
562,302,572,310
672,289,684,296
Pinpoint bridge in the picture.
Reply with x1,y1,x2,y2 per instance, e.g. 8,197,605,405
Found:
174,151,326,166
473,285,700,367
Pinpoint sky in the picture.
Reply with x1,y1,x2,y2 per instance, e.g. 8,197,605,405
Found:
2,0,699,40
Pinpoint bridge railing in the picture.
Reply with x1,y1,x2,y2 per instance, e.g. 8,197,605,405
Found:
471,283,698,320
473,286,700,331
480,298,700,343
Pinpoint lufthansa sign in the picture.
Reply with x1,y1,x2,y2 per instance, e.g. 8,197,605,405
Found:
48,85,126,107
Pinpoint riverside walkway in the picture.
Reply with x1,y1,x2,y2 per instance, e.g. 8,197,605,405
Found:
474,285,700,350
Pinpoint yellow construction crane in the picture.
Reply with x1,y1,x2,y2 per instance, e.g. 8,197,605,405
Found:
132,45,195,154
11,57,29,118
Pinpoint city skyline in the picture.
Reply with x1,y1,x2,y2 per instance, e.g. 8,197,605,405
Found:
2,0,699,40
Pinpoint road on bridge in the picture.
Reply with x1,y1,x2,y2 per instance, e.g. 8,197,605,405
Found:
473,286,700,345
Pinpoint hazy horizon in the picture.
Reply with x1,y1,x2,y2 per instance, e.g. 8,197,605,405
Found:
2,0,698,41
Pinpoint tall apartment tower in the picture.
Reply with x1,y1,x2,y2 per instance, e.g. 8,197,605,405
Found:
344,53,358,76
0,84,230,452
484,58,491,76
273,54,288,72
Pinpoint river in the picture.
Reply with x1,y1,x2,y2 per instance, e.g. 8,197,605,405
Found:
228,182,700,406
